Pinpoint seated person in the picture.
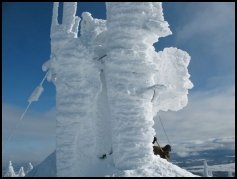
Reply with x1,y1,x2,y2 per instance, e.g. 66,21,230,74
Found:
152,137,171,161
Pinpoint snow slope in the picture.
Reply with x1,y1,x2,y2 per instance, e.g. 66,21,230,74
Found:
27,151,56,177
27,151,198,177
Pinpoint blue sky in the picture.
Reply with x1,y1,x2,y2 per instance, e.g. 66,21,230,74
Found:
2,2,106,112
2,2,235,164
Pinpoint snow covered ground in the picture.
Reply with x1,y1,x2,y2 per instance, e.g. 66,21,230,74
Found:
26,151,197,177
4,148,235,177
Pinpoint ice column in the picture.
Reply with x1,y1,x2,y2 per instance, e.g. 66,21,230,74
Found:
80,12,112,157
105,2,172,169
45,2,101,176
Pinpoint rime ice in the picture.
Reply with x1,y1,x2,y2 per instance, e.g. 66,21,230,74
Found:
42,2,194,177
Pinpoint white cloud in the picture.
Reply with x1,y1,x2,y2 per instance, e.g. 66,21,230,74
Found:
153,85,235,155
172,136,235,158
175,2,235,74
2,104,56,164
176,2,235,44
2,86,235,162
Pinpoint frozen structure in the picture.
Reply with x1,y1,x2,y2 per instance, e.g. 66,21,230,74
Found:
4,161,16,177
18,167,25,177
4,161,32,177
203,160,213,177
26,162,33,174
105,2,193,169
42,2,194,177
43,2,103,176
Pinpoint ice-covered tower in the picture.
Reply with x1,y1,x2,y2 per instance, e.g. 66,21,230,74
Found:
42,2,193,176
105,2,193,170
43,3,101,176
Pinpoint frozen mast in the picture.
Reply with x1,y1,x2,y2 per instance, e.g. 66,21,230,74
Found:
43,2,101,176
105,2,193,169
